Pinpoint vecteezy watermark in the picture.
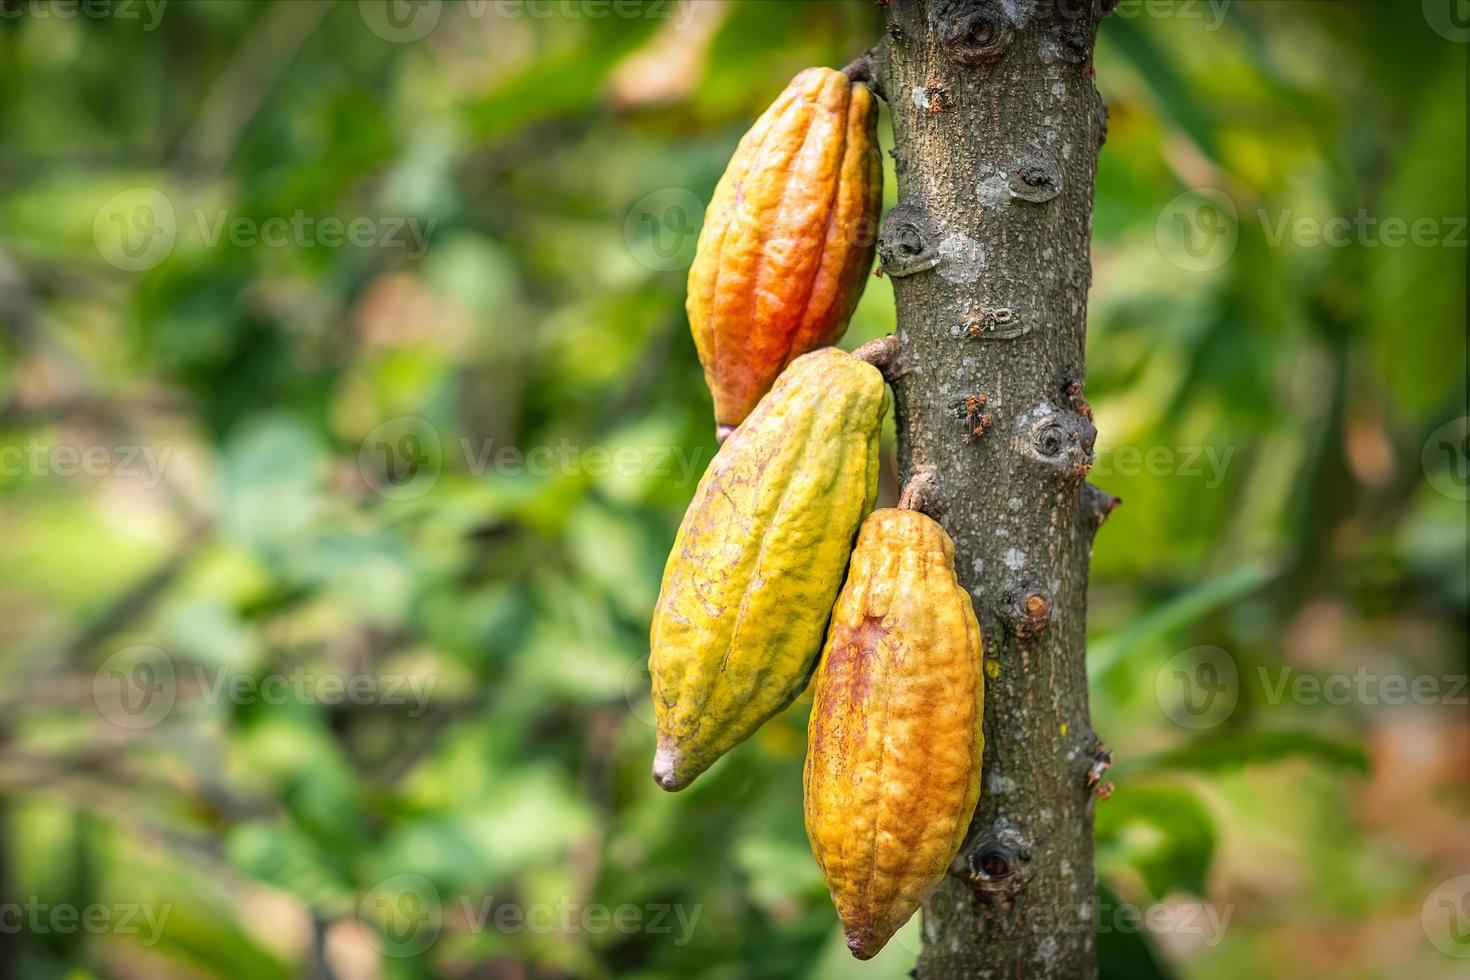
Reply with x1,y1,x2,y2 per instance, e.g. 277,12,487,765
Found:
1158,186,1468,271
358,0,701,43
1156,645,1469,729
93,189,436,272
1423,874,1470,958
0,0,167,30
625,188,704,272
0,899,172,946
1091,444,1235,489
930,893,1233,947
359,875,442,958
356,875,703,958
194,210,435,259
1058,0,1230,30
1258,666,1467,708
1423,416,1470,500
0,439,172,489
1156,188,1239,272
1259,211,1468,249
92,646,438,729
1093,898,1232,946
1423,0,1470,43
357,417,708,501
1155,646,1239,729
93,187,176,272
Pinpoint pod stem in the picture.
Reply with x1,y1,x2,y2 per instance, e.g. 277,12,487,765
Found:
898,465,939,513
851,334,901,381
841,51,878,87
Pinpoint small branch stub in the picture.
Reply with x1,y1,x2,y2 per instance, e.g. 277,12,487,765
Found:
879,203,941,278
1021,411,1097,479
1082,482,1121,533
952,828,1036,906
936,0,1015,66
1087,741,1115,800
1003,581,1052,638
966,307,1029,340
898,465,939,513
1009,159,1061,203
851,334,901,381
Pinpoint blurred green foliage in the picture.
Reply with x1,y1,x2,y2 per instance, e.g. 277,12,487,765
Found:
0,2,1464,979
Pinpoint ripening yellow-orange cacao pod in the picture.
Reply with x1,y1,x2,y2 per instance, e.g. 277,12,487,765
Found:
687,67,882,436
649,348,887,791
804,508,986,960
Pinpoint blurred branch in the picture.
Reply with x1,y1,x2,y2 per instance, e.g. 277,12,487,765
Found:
58,519,212,666
174,0,333,173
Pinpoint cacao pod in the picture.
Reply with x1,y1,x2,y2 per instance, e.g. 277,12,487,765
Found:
804,508,985,960
650,347,887,791
687,67,882,435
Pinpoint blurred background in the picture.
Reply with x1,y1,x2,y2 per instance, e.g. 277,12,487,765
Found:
0,1,1465,978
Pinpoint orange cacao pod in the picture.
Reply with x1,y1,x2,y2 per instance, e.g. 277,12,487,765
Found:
804,508,986,960
687,67,882,434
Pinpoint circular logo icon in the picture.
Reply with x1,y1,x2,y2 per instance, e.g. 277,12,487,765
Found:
624,188,704,272
93,645,177,729
624,657,656,728
1423,0,1470,43
359,0,441,42
1423,874,1470,957
359,874,442,957
1156,188,1238,272
1155,645,1238,729
358,417,442,500
94,188,176,272
1423,416,1470,500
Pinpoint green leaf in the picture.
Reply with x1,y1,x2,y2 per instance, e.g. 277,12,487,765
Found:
1101,18,1219,161
1096,785,1215,899
1117,730,1368,778
1097,882,1174,980
1091,561,1276,681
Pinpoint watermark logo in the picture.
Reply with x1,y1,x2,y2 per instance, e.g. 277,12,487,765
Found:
358,416,443,500
356,878,702,956
1423,874,1470,957
359,0,441,41
1259,666,1467,707
0,0,168,30
359,874,442,957
624,658,656,728
1091,444,1235,488
91,648,438,728
625,188,703,271
356,420,708,500
94,188,176,272
0,899,172,946
0,439,173,489
1155,645,1238,729
1156,188,1239,272
1259,210,1466,249
1423,416,1470,500
92,645,177,730
1423,0,1470,42
1058,0,1230,30
93,194,436,271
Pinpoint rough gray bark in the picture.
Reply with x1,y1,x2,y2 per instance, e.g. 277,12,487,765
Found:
868,1,1115,977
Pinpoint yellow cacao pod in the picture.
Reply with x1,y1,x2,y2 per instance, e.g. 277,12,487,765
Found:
687,67,882,434
650,348,887,791
804,508,985,960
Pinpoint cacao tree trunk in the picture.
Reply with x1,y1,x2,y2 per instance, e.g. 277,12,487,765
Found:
870,1,1113,976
